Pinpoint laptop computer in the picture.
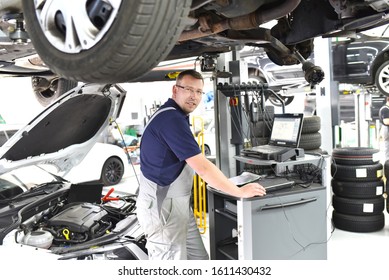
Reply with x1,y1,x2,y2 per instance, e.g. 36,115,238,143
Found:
242,113,304,162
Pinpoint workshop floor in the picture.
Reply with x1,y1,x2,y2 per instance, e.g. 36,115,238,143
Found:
112,162,389,268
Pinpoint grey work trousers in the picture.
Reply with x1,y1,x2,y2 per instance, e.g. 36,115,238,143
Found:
136,164,209,260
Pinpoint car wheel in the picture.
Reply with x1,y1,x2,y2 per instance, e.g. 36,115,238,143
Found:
248,68,267,84
22,0,191,83
375,60,389,96
32,77,78,107
204,144,211,156
100,157,124,186
268,95,295,107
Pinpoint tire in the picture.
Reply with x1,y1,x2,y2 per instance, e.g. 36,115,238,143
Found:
22,0,191,83
304,148,328,155
375,60,389,96
332,211,385,233
32,77,78,107
332,195,384,216
385,159,389,178
250,104,274,122
268,95,295,107
331,178,384,198
250,121,271,137
204,144,211,156
298,132,321,150
332,147,380,166
301,116,321,134
331,162,383,182
251,137,269,146
248,68,267,84
100,157,125,186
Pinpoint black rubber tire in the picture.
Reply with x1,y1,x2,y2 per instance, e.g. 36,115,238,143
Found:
375,60,389,96
22,0,191,83
387,196,389,214
331,162,383,182
332,210,385,233
301,116,321,134
32,77,78,107
384,159,389,178
331,178,385,198
298,132,321,150
250,121,271,137
332,147,380,166
268,95,295,107
258,105,275,121
204,144,211,156
304,148,328,155
100,157,125,186
249,103,274,122
251,137,269,146
332,195,385,216
248,68,267,84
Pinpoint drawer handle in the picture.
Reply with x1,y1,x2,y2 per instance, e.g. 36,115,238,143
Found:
258,197,317,211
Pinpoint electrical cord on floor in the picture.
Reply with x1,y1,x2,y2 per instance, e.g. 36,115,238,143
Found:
273,195,332,259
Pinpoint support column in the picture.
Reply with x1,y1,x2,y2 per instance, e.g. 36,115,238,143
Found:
314,37,338,154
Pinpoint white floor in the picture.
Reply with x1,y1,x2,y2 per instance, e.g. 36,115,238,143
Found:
110,162,389,273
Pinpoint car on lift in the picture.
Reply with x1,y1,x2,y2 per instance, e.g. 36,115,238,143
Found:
240,46,315,107
240,24,389,111
1,0,389,89
0,83,147,260
332,26,389,96
0,23,77,107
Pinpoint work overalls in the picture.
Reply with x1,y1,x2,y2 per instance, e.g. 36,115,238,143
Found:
136,107,209,260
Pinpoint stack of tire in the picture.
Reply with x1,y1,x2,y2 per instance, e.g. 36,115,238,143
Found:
298,115,323,154
331,147,385,232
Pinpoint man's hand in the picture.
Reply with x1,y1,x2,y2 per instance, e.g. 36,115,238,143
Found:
239,182,266,198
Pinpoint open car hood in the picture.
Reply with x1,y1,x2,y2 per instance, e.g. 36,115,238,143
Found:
0,83,126,175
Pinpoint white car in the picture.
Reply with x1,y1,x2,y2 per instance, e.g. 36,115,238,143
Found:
64,142,128,186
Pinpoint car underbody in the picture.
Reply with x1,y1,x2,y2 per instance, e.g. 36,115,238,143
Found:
0,0,388,84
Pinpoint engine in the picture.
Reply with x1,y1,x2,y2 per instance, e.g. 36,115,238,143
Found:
15,198,138,251
46,203,110,245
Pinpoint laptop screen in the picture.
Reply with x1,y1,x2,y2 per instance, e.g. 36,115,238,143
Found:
268,113,304,148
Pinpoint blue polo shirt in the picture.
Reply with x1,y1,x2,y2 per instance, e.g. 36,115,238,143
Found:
140,98,201,186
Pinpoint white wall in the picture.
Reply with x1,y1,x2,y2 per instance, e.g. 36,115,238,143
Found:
0,77,44,125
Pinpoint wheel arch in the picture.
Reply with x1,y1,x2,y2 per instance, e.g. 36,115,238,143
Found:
371,50,389,82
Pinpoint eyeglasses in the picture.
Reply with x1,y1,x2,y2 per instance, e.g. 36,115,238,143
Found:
176,84,204,96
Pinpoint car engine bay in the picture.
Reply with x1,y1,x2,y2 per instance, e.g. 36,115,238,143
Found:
0,182,147,260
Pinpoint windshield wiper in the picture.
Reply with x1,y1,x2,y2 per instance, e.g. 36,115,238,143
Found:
1,182,64,204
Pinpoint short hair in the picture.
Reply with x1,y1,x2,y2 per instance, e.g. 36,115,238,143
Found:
176,69,204,83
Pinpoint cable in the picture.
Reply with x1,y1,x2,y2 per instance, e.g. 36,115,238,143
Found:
112,120,140,190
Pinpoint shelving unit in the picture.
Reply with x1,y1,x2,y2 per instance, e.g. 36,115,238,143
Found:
208,154,330,260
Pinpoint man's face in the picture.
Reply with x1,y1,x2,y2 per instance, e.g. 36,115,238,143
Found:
172,75,204,114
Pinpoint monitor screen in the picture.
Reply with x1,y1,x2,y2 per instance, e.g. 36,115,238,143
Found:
269,114,304,147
